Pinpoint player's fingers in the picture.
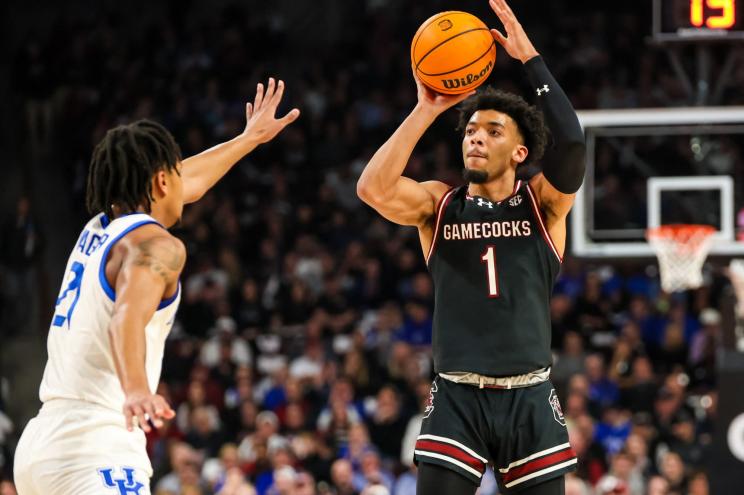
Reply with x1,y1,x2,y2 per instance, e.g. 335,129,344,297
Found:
264,77,276,104
489,0,505,19
124,407,135,432
142,401,162,429
132,405,150,433
494,0,511,16
162,405,176,419
278,108,301,126
500,0,518,18
246,102,253,120
492,0,517,26
254,83,265,111
491,29,508,46
155,395,176,419
270,80,285,107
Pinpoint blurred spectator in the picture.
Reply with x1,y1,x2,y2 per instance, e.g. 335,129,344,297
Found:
585,354,620,412
200,316,252,370
645,475,670,495
155,442,205,494
365,386,409,462
238,411,289,466
552,331,587,393
619,356,657,414
595,450,644,495
658,451,686,494
564,474,592,495
330,459,358,495
0,196,44,335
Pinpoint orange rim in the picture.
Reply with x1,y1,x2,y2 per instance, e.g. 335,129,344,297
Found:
646,224,716,242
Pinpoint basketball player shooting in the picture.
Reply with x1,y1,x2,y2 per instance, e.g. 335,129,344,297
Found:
357,1,585,494
13,79,299,495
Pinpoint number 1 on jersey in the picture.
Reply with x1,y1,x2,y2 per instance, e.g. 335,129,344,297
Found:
480,246,500,298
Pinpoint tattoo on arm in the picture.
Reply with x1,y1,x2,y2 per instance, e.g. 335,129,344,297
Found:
131,237,185,284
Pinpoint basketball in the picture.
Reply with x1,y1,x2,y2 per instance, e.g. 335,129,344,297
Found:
411,11,497,95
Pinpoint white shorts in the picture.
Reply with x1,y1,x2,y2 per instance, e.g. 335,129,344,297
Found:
13,399,152,495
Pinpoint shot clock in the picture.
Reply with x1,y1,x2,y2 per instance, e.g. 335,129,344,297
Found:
653,0,744,40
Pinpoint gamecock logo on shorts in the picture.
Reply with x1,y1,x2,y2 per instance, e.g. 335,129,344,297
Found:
424,380,438,419
549,389,566,426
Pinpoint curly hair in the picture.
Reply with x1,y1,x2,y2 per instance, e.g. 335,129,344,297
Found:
457,87,548,167
86,119,181,218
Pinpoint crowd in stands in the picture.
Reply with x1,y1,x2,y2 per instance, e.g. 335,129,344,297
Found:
5,1,744,494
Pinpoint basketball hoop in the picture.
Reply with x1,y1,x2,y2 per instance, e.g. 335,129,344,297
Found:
647,224,716,293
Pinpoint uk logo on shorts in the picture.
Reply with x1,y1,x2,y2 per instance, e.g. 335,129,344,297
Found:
549,389,566,426
98,467,145,494
423,380,438,419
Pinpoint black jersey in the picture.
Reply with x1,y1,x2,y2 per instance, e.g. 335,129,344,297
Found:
426,180,562,376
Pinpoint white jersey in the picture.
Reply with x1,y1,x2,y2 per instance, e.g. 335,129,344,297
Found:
39,212,180,413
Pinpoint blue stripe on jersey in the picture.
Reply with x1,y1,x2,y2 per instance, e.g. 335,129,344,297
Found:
98,220,161,302
157,281,180,310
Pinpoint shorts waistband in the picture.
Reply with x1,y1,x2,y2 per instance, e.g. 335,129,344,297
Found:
438,367,550,389
40,398,120,415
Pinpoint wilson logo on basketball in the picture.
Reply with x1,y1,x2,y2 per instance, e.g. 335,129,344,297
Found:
440,59,493,91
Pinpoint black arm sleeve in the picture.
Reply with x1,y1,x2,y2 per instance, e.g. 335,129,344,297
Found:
523,55,586,194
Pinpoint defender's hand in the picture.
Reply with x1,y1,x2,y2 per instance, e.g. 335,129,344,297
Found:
241,78,301,145
412,65,474,117
488,0,539,63
123,390,175,432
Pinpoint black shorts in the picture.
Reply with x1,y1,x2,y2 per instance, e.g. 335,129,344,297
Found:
414,377,576,493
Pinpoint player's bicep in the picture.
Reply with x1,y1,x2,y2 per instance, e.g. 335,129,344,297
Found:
112,235,186,323
361,178,445,227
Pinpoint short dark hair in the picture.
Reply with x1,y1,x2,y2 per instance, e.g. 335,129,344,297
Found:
86,119,181,218
457,87,548,167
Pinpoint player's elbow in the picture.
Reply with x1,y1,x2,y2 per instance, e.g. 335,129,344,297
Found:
542,141,586,195
356,178,383,206
184,190,204,205
183,180,207,205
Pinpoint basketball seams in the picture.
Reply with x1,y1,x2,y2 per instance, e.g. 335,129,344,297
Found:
412,11,460,63
415,27,491,71
418,40,496,77
411,11,496,94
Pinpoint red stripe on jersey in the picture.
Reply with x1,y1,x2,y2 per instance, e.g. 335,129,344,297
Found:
525,184,563,263
415,440,486,471
426,187,457,265
502,447,575,483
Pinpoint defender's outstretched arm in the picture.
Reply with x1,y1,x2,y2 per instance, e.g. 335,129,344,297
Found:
182,78,300,204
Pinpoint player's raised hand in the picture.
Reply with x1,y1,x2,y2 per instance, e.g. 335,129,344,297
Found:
488,0,539,63
123,390,176,433
242,77,301,145
412,65,474,116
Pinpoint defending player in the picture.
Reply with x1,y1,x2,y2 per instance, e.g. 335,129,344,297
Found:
13,79,299,495
357,1,585,494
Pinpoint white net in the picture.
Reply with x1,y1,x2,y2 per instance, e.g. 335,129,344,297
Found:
647,225,715,293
